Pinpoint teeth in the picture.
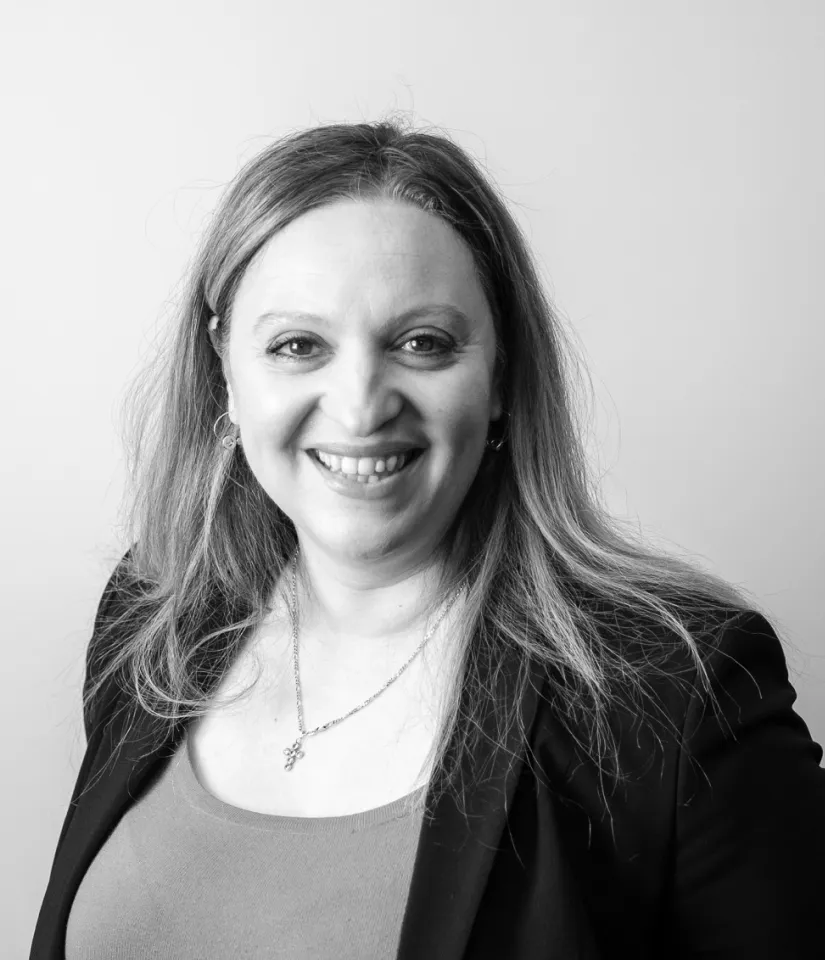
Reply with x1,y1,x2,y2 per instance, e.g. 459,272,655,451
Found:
313,450,417,480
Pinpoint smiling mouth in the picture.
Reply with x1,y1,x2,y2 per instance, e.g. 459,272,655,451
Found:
310,448,424,483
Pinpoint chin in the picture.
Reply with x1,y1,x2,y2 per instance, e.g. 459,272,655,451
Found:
313,526,406,564
296,511,443,567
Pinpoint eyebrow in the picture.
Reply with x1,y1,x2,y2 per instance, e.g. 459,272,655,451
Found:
252,303,471,333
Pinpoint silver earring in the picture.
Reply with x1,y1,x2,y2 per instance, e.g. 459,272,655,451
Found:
213,411,240,450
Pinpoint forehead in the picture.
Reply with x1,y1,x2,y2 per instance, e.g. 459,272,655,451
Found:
231,199,490,321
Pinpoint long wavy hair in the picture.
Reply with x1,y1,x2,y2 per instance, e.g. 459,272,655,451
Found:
85,118,760,815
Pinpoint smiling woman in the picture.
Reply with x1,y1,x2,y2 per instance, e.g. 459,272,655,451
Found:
31,120,825,960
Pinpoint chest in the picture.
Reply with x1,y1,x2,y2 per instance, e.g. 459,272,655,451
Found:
187,624,453,817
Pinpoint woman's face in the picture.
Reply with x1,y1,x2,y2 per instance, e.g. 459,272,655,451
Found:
223,198,502,571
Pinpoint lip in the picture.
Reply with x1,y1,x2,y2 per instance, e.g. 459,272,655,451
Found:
307,449,425,500
306,442,425,458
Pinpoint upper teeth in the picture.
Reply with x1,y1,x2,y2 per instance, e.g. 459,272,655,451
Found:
314,451,413,478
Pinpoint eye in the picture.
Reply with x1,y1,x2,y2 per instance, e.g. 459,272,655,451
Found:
399,334,455,356
267,336,321,359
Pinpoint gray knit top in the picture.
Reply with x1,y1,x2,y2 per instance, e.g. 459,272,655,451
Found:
65,732,427,959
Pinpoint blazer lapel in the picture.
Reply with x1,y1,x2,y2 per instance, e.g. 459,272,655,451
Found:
396,647,541,960
396,646,603,960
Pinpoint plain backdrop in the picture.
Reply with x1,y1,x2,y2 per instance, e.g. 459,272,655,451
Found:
2,0,822,950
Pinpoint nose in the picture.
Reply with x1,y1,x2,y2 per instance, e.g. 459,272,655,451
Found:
317,347,403,437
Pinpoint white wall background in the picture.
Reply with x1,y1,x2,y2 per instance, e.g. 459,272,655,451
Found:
2,0,822,950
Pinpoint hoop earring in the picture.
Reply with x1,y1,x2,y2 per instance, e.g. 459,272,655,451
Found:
485,411,509,452
213,411,240,450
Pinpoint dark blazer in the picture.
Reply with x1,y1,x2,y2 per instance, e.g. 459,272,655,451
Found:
31,567,825,959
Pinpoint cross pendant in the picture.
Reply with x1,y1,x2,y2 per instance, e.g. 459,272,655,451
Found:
283,737,305,771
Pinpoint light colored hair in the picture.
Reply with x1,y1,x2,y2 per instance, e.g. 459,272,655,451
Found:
85,118,760,817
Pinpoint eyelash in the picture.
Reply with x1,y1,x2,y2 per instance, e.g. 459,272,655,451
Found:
266,333,456,361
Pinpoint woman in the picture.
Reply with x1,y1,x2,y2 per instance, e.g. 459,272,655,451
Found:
31,120,824,959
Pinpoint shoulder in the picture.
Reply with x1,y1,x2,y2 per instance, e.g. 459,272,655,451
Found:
658,608,807,742
675,608,824,797
530,605,825,847
536,607,822,770
631,608,823,770
83,546,138,740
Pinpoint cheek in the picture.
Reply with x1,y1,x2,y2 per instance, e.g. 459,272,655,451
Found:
438,396,492,462
232,365,300,444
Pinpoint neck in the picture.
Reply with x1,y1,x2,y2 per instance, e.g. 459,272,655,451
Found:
284,541,451,650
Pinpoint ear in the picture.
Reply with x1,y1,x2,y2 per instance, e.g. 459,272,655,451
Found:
207,315,221,353
490,369,504,422
226,383,237,424
209,315,236,421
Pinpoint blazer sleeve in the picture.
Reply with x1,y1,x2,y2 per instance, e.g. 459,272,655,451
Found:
48,550,133,864
670,611,825,958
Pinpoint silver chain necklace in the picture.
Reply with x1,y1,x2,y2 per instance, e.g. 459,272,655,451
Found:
282,553,463,771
